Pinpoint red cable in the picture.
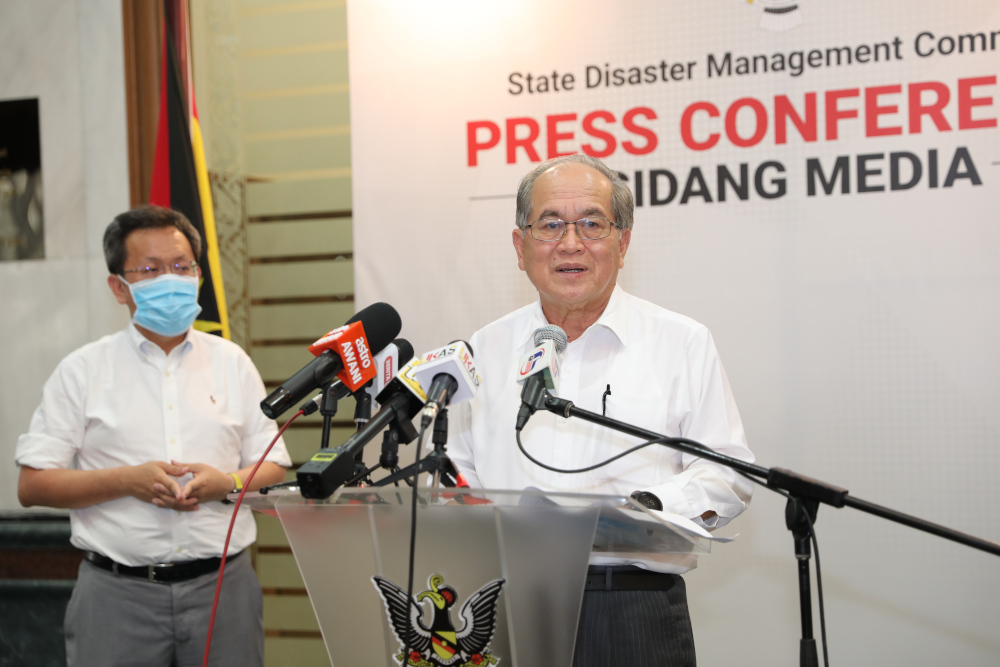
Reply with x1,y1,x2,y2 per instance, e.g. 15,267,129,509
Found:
201,409,302,667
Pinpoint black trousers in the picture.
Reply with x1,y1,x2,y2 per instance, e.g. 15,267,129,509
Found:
573,573,696,667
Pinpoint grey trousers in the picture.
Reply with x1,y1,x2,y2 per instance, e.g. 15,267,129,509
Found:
573,575,696,667
64,551,264,667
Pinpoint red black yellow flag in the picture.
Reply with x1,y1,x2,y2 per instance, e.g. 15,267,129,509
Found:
149,0,230,339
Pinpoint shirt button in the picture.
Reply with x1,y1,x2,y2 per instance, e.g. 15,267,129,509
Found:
170,438,176,444
177,547,183,553
165,371,170,377
167,404,173,410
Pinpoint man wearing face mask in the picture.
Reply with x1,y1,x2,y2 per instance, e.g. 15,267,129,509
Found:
15,205,291,667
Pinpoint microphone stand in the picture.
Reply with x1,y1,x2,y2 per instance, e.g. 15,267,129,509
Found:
787,495,820,667
526,391,1000,667
378,424,404,474
373,409,465,489
318,382,339,450
341,400,420,488
352,389,373,484
429,409,450,487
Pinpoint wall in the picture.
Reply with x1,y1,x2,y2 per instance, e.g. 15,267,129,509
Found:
0,0,131,513
190,1,356,663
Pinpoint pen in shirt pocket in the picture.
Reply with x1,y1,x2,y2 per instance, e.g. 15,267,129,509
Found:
602,384,611,416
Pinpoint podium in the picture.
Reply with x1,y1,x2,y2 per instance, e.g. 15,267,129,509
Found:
244,487,712,667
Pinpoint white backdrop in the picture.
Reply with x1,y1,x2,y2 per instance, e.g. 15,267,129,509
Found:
348,1,1000,664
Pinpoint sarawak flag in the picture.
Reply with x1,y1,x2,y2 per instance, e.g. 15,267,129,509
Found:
149,0,230,339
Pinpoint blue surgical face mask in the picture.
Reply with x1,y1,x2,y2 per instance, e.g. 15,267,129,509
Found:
119,273,202,337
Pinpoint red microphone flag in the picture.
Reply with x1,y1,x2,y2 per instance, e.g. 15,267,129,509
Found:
308,321,377,392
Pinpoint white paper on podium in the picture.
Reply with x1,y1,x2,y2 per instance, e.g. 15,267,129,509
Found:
645,509,737,543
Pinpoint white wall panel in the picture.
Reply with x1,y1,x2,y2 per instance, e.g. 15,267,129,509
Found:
0,0,130,513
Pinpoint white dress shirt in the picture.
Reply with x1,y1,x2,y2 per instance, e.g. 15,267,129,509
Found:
447,285,754,573
15,324,291,566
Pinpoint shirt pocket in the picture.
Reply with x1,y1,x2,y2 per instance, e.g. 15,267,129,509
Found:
589,393,685,492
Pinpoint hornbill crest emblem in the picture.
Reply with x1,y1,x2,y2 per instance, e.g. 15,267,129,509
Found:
372,573,505,666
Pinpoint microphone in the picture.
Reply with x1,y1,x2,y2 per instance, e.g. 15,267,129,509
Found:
296,355,428,498
515,325,568,431
260,302,402,419
354,338,414,427
367,338,415,405
299,338,415,417
412,341,481,427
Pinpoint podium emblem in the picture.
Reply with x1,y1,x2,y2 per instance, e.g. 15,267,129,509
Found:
372,573,506,666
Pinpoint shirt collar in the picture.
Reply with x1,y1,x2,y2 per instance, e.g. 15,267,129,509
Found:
125,322,194,358
516,284,629,351
593,284,629,347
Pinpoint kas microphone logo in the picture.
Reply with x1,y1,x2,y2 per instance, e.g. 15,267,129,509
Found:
520,350,544,377
456,345,481,388
457,346,475,376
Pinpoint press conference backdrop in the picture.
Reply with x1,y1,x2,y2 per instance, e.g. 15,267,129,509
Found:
348,1,1000,665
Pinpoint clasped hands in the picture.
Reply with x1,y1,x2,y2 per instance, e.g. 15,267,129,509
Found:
133,460,233,512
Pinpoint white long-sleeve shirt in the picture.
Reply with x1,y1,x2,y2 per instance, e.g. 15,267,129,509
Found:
447,285,754,573
15,324,291,566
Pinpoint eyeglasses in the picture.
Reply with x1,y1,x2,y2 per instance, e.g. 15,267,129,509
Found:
121,261,199,280
524,217,620,242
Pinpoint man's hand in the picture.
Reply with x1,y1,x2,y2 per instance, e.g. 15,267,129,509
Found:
125,461,197,510
172,460,234,504
150,473,201,511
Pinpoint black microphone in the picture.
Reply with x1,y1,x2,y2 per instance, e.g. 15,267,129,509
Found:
260,302,402,419
422,376,459,425
299,338,415,417
296,355,427,499
353,338,415,428
515,325,568,431
366,338,415,405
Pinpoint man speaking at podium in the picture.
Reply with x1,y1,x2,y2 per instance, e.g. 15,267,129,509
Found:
15,206,291,667
448,155,755,666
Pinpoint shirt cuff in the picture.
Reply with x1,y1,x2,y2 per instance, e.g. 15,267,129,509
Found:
15,433,78,470
640,482,694,520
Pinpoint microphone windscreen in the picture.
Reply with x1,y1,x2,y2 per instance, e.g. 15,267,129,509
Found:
349,302,402,352
533,325,568,353
448,339,474,357
393,338,415,366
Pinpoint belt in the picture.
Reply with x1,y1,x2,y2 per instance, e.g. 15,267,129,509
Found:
83,550,240,584
585,565,680,592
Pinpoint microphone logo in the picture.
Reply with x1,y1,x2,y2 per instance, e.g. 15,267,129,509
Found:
356,336,372,369
341,341,365,386
310,324,349,350
519,350,544,376
383,356,394,384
